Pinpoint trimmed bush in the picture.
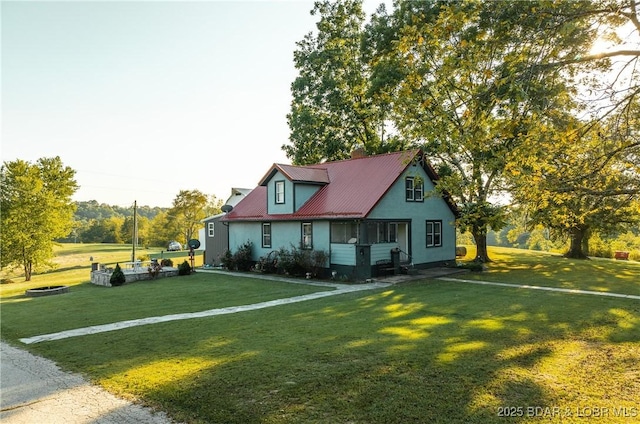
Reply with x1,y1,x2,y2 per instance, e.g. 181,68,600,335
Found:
257,251,279,274
161,258,173,267
222,241,254,271
110,263,126,286
258,246,328,278
234,241,254,271
221,249,234,270
178,260,192,276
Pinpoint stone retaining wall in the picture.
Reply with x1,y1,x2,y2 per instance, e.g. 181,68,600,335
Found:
91,267,179,287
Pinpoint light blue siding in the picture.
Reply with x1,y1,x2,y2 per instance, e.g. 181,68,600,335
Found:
368,165,457,265
371,243,400,262
228,222,261,254
294,184,321,210
266,171,294,215
229,220,332,262
331,244,356,265
313,221,331,252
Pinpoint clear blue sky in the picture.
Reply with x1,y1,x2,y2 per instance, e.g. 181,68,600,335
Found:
2,0,382,208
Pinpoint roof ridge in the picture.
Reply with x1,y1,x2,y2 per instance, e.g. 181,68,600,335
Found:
311,149,420,166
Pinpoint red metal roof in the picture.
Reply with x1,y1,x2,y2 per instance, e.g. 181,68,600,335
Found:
259,164,330,185
223,150,457,221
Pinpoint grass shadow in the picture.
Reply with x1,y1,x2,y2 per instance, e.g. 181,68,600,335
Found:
23,279,640,423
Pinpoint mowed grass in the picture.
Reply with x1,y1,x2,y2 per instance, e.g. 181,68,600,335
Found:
1,244,639,423
0,243,202,294
458,245,640,296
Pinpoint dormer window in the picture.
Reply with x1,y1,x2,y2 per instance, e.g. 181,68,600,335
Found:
275,181,285,204
405,176,424,202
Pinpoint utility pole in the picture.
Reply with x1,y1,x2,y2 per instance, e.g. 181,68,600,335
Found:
132,200,137,263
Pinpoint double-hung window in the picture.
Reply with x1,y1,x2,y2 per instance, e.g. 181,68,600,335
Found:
262,223,272,248
405,177,424,202
275,181,285,204
426,220,442,247
302,222,313,249
208,222,215,237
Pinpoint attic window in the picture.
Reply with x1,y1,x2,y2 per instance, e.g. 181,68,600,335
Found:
275,181,285,204
405,177,424,202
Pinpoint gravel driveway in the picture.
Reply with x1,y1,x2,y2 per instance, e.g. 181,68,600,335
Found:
0,341,178,424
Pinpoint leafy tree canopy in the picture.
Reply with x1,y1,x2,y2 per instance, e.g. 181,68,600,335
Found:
1,157,78,280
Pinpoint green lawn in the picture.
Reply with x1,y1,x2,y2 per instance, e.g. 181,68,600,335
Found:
458,245,640,296
1,245,639,423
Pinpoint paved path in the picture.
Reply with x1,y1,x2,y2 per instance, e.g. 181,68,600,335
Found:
20,279,390,345
439,277,640,300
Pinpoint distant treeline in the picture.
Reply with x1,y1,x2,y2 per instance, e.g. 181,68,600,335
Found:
57,201,171,245
74,200,167,221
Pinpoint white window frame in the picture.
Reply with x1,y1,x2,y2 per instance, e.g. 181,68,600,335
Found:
208,222,215,237
406,177,415,201
406,176,424,202
262,222,272,248
302,222,312,250
275,181,285,204
426,220,442,247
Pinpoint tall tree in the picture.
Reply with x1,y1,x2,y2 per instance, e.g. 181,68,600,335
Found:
537,0,640,121
1,157,78,280
374,0,597,262
507,0,640,258
510,108,640,258
167,190,209,245
284,0,386,164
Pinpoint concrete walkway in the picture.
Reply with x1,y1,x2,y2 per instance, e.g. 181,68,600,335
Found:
439,277,640,300
19,277,390,345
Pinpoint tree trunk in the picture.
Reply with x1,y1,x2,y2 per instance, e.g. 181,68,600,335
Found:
24,260,32,281
472,230,492,263
565,227,589,259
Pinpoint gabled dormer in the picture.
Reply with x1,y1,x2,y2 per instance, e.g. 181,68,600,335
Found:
259,164,330,215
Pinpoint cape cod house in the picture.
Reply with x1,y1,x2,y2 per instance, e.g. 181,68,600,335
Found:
221,149,459,279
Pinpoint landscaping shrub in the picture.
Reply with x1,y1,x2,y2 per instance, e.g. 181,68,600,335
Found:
257,250,279,273
311,249,329,277
178,260,191,276
109,263,126,286
234,241,254,271
221,249,234,270
258,245,329,277
274,247,293,274
161,258,173,267
223,241,253,271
